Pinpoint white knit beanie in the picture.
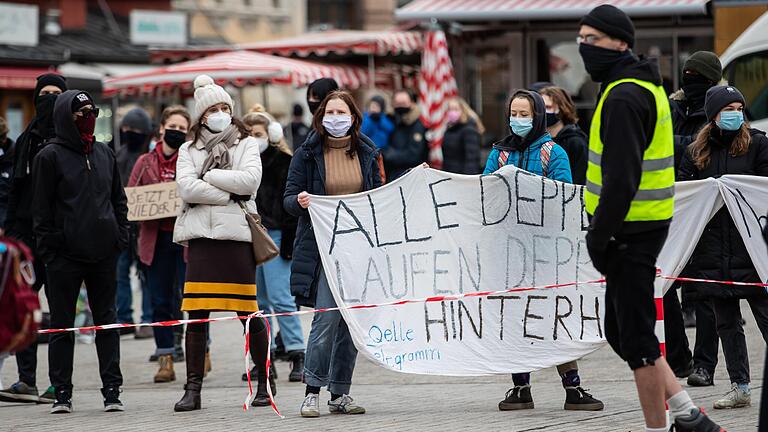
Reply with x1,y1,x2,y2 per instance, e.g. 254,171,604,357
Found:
193,75,234,123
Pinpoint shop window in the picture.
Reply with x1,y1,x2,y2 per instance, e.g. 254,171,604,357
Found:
727,50,768,122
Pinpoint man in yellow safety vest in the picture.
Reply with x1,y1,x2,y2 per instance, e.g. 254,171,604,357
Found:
578,5,724,432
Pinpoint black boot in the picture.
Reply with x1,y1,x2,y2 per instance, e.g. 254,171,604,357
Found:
288,351,304,382
251,374,276,407
174,331,206,412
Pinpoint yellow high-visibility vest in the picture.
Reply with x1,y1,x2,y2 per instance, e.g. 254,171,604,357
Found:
584,78,675,221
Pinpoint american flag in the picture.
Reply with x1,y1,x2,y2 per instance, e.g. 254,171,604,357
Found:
418,30,458,169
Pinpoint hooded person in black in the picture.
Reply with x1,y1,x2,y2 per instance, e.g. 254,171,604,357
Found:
0,74,66,405
32,90,128,414
578,5,723,431
0,116,15,228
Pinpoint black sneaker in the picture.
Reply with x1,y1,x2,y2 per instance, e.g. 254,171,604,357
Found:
101,386,124,412
38,386,55,404
50,389,72,414
671,407,726,431
564,386,604,411
288,351,305,382
498,385,534,410
687,368,714,387
0,381,40,403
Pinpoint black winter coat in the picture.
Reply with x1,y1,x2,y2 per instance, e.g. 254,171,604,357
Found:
256,145,298,259
283,131,382,307
382,109,428,180
32,90,129,264
0,138,15,227
670,91,708,172
678,128,768,298
5,126,49,245
552,124,588,185
441,120,480,174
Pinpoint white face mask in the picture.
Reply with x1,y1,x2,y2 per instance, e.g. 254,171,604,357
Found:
322,114,352,138
257,138,269,154
206,111,231,132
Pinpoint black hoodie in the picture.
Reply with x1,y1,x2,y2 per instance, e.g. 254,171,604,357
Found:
32,90,129,264
589,55,669,248
495,89,548,152
552,123,588,185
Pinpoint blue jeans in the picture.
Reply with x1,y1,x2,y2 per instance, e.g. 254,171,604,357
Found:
303,267,357,395
116,250,152,324
147,231,186,354
256,229,304,352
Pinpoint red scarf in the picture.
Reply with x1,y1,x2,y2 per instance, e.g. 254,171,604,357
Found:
155,144,178,181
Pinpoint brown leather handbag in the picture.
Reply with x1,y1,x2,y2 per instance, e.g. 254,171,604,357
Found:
238,202,279,266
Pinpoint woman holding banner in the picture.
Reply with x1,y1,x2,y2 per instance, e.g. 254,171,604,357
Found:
128,106,190,384
284,90,382,417
172,75,270,411
678,85,768,410
484,89,604,412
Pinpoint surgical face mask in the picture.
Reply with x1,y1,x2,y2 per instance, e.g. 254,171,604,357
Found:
206,111,231,132
717,110,744,131
322,114,352,138
447,109,462,124
509,117,533,137
545,111,560,127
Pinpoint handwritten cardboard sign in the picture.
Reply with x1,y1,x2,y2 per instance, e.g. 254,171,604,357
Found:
126,182,182,222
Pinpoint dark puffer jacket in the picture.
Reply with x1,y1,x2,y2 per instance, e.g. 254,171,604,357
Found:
441,119,481,174
283,132,382,307
670,90,709,172
678,127,768,298
551,124,588,185
256,145,298,259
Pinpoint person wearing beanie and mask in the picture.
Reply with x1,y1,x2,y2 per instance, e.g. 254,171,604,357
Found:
286,103,310,151
126,106,191,384
0,73,66,405
539,86,588,185
664,51,724,389
442,97,483,174
242,107,305,386
483,90,603,413
32,90,129,414
578,6,724,431
361,95,395,149
172,75,270,412
284,90,381,417
115,107,154,337
382,89,428,180
679,85,768,411
307,78,340,118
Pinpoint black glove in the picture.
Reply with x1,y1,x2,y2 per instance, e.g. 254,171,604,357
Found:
230,194,251,202
280,226,296,260
585,230,610,275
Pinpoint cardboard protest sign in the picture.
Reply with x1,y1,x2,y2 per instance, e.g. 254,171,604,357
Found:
126,182,183,222
307,166,768,376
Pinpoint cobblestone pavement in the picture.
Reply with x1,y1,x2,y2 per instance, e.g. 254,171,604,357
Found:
1,304,763,431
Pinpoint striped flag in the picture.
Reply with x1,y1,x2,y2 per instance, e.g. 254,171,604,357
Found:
418,30,458,169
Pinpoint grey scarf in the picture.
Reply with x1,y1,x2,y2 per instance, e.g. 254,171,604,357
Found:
198,124,240,176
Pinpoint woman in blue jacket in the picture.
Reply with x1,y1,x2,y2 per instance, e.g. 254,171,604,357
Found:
485,89,603,412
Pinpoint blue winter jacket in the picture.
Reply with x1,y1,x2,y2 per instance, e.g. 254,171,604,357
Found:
361,112,395,149
283,131,383,307
483,132,572,183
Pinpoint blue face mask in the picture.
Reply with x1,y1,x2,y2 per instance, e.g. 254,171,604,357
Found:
509,117,533,137
717,110,744,131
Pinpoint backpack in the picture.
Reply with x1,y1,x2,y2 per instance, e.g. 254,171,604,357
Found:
0,237,41,353
498,140,556,177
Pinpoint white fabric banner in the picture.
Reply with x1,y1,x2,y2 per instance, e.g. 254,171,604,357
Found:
307,166,768,376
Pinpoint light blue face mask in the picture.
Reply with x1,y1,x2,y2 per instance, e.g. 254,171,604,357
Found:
509,117,533,137
717,110,744,131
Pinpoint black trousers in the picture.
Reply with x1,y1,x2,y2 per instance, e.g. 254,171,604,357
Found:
47,256,122,391
712,296,768,384
604,228,668,370
692,296,719,373
663,285,693,372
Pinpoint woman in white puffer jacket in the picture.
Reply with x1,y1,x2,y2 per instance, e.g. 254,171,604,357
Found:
172,75,272,412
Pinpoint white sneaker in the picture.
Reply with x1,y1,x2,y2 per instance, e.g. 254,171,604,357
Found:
300,393,320,417
714,383,751,409
328,394,365,414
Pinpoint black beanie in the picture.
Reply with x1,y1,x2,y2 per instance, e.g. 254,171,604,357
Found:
580,5,635,48
34,73,67,102
704,85,746,121
71,91,95,113
683,51,722,84
370,95,387,112
292,103,303,117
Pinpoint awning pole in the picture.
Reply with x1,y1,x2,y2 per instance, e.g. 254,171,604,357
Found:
367,54,375,90
262,83,269,110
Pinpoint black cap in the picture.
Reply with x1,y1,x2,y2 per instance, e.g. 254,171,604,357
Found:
683,51,722,83
580,5,635,48
34,73,67,102
704,85,746,121
71,91,95,113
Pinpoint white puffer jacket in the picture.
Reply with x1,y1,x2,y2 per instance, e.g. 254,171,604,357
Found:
173,135,264,244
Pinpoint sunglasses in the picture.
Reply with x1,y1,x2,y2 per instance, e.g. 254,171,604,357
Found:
76,107,100,118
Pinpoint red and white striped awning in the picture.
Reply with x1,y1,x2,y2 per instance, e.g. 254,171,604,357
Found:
0,67,58,90
104,51,368,97
396,0,710,21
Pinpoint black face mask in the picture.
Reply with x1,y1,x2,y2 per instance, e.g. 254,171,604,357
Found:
163,129,186,150
122,130,148,151
545,112,560,127
369,112,381,122
34,93,58,138
307,101,321,116
578,43,632,83
681,74,711,109
394,107,411,117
